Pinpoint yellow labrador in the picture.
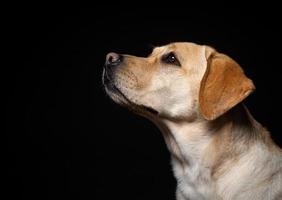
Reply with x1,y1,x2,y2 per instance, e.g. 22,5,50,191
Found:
102,42,282,200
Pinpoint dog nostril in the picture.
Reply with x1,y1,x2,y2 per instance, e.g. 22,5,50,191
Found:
106,52,122,66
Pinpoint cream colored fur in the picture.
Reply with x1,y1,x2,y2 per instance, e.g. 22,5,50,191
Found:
103,42,282,200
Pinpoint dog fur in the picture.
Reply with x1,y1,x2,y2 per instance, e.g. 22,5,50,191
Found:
102,42,282,200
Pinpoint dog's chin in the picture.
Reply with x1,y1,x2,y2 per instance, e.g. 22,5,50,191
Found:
104,83,130,106
104,83,159,117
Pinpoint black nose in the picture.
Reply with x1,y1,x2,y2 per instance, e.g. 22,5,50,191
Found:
105,52,123,67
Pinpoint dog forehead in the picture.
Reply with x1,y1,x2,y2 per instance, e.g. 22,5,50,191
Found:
151,42,204,57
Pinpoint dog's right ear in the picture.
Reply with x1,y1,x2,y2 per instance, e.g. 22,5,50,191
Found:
199,49,255,120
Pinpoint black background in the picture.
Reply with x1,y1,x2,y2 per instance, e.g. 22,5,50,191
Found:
5,5,282,200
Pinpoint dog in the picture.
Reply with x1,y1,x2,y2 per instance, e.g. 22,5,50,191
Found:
102,42,282,200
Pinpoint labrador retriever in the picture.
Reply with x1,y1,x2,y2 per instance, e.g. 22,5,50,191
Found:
102,42,282,200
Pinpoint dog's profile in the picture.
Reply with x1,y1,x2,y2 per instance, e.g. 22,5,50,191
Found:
102,42,282,200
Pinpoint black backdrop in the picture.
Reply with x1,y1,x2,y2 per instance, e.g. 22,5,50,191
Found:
5,5,282,200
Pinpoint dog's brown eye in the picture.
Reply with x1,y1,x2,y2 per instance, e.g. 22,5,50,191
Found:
162,52,181,66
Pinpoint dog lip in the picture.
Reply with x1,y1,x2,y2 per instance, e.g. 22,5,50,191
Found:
112,87,159,115
105,82,159,116
140,105,159,115
102,68,111,85
112,85,131,104
102,69,159,116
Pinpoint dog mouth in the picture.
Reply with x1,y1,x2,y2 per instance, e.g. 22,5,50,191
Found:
139,105,159,115
102,69,159,116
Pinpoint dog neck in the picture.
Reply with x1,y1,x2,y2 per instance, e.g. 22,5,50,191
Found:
151,104,272,178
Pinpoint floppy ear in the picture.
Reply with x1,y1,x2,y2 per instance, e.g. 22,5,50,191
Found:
199,52,255,120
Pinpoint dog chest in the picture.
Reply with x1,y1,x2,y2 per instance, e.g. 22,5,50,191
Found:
171,157,218,200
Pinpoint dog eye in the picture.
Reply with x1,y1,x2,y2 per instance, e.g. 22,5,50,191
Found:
162,52,181,66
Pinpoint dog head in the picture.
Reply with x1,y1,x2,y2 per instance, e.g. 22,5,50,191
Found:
102,42,255,121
